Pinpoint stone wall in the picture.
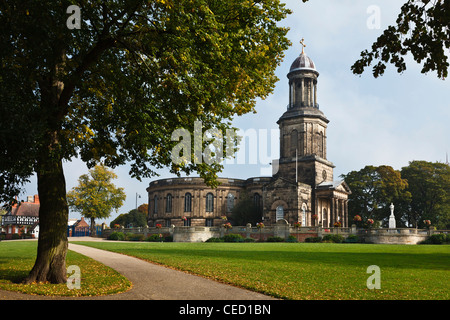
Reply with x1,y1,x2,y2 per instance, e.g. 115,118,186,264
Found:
102,225,440,244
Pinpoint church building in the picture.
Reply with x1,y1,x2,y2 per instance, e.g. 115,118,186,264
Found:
147,43,351,228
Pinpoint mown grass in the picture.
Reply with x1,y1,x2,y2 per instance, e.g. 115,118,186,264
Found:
0,241,131,296
74,241,450,300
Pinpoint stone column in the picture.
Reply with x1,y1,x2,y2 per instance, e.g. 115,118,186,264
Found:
334,198,339,225
344,200,349,227
300,78,304,106
314,82,317,107
330,197,334,226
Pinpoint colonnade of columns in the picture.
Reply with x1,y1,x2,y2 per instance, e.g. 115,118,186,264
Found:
289,77,318,109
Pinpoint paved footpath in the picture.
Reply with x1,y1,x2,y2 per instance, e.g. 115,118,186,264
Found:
0,238,276,300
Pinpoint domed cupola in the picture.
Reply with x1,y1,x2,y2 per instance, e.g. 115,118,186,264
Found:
287,39,319,110
289,52,316,72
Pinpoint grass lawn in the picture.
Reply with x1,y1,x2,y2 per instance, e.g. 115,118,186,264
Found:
74,241,450,300
0,241,131,296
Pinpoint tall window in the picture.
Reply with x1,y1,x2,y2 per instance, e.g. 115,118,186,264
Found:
153,195,158,214
253,193,262,209
184,192,192,212
206,193,214,212
227,193,235,212
165,194,172,213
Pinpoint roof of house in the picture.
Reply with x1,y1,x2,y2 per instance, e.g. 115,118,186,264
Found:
11,202,39,217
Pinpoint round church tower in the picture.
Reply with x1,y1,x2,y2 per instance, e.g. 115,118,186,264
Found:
276,43,334,186
263,40,350,228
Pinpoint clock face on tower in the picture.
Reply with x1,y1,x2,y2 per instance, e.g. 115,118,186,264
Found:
322,170,327,181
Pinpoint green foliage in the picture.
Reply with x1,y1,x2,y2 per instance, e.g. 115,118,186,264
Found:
206,237,224,242
341,165,411,227
266,236,285,242
400,161,450,229
350,0,450,79
344,234,360,243
146,234,163,242
108,231,125,241
0,0,292,201
126,233,145,241
231,191,263,226
223,233,244,243
305,236,322,243
322,234,344,243
67,164,126,226
110,209,148,228
286,235,298,243
420,233,450,245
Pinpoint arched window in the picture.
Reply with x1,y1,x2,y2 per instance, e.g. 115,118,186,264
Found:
206,193,214,212
184,193,192,212
253,193,262,209
153,195,158,214
165,194,172,213
227,193,235,212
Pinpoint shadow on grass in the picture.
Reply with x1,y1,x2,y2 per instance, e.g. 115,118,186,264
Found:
75,242,450,271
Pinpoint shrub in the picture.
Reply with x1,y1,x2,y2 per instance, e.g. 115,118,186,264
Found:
422,233,449,244
126,233,145,241
322,234,344,243
286,235,298,243
146,234,163,242
243,237,256,242
344,234,360,243
223,233,244,243
108,231,125,241
305,236,322,243
266,236,285,242
205,237,224,242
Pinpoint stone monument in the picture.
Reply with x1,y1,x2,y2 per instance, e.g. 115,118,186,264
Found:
388,203,396,229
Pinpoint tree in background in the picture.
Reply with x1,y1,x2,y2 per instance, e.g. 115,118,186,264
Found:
231,192,262,226
341,165,411,227
0,1,291,283
67,164,126,235
302,0,450,79
351,0,450,79
400,161,450,229
110,209,147,228
137,203,149,215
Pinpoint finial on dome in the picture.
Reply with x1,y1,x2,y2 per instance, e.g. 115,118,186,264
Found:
300,38,306,54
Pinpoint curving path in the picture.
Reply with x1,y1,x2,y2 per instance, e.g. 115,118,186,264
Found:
0,238,276,300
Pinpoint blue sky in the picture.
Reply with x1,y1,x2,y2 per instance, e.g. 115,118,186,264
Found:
20,0,449,224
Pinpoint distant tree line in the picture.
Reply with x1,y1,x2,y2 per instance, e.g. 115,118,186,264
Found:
341,160,450,229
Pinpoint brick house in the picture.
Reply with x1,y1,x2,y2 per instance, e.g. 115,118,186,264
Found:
1,195,40,239
67,217,90,237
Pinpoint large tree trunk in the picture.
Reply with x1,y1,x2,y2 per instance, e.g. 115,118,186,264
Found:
25,73,69,284
25,154,69,284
